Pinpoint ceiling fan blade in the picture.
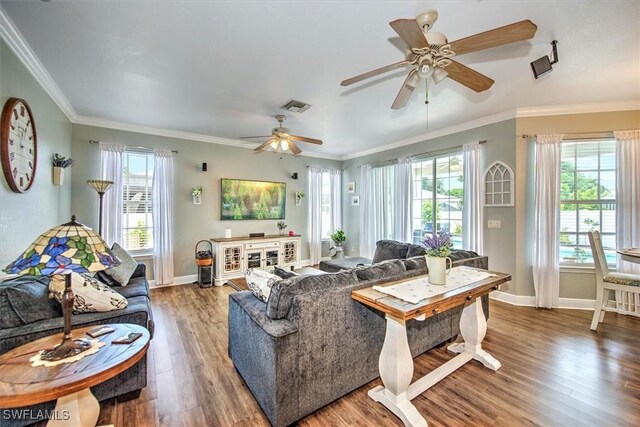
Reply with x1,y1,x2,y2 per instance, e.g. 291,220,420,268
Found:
341,60,411,86
240,135,271,140
288,141,302,155
391,69,420,109
445,60,494,92
449,20,537,56
253,139,275,152
389,19,429,50
288,134,323,145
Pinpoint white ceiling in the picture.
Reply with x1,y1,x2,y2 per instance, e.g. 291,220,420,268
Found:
1,1,639,158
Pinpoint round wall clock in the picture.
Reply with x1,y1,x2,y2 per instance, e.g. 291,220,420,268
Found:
1,98,37,193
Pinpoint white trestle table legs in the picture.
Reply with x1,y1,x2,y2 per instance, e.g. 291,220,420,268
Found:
47,388,103,427
369,297,500,427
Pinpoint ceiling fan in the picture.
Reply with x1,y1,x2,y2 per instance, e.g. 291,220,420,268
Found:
239,115,323,155
341,10,537,109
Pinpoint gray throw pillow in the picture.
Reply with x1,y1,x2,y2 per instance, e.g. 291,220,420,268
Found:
103,243,138,286
1,276,62,327
273,267,299,280
372,240,410,264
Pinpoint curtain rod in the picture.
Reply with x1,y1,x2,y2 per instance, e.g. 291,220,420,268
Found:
89,139,178,154
357,140,487,169
519,131,621,140
306,166,344,171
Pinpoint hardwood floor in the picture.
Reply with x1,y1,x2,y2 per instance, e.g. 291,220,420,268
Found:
98,284,640,427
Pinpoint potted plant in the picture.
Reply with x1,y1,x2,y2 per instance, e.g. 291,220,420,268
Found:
276,221,287,236
422,231,454,285
52,153,74,185
192,186,203,205
295,191,305,206
331,229,346,247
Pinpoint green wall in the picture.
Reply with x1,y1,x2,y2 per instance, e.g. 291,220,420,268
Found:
70,124,341,278
0,40,72,275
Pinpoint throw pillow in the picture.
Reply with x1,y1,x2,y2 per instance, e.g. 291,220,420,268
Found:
49,273,128,313
1,276,62,328
273,267,299,280
372,240,410,264
406,244,427,258
245,269,281,303
103,243,138,286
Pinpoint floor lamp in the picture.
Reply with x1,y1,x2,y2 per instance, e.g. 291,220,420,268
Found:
87,180,114,236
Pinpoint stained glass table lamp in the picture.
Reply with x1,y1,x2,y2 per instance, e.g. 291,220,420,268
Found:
3,216,120,361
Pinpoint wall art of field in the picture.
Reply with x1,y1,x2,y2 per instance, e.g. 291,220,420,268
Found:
220,179,286,220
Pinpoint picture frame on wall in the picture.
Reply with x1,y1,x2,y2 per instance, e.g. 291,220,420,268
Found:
351,195,360,206
347,181,356,193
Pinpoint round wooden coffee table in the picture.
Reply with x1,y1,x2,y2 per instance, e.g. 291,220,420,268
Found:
0,323,149,426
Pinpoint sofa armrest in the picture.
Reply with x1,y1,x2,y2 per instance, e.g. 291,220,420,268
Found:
0,296,152,354
229,292,298,338
131,263,146,279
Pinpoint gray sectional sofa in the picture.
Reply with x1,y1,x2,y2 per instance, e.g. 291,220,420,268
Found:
0,263,154,426
228,240,488,427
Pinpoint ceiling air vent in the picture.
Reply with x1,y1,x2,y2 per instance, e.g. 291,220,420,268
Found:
280,100,311,113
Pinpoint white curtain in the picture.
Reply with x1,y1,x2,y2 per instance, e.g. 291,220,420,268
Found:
614,130,640,274
359,164,375,258
152,149,174,285
462,142,484,253
308,167,323,265
99,143,125,246
394,157,412,243
532,134,563,308
360,163,399,258
329,169,342,234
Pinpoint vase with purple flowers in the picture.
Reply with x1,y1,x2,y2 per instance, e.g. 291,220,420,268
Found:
422,230,454,285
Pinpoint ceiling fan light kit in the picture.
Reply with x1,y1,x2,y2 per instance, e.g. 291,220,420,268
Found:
239,114,323,156
341,10,538,110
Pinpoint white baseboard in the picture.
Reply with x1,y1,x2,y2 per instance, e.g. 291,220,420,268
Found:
490,291,596,310
490,291,536,306
150,274,197,288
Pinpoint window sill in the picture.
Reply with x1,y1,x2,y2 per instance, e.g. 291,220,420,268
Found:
560,265,595,274
132,253,153,261
559,265,617,274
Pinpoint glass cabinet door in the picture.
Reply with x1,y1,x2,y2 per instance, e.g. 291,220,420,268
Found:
246,251,262,269
265,250,279,268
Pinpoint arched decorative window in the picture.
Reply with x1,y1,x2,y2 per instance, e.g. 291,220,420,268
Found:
485,161,514,206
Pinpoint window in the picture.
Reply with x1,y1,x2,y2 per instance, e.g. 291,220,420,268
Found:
122,150,154,252
559,139,616,265
411,153,464,248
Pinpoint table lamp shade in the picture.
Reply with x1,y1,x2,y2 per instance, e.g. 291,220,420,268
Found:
3,216,120,276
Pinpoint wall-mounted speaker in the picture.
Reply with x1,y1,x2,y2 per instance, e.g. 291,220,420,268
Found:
202,162,207,172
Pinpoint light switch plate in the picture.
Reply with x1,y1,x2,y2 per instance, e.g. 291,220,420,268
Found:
488,220,501,229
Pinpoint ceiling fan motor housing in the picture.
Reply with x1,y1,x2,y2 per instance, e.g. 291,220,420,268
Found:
416,10,438,31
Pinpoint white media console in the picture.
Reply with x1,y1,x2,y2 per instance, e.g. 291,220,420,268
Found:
211,234,302,286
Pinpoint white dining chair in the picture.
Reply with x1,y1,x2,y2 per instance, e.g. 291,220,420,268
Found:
587,231,640,330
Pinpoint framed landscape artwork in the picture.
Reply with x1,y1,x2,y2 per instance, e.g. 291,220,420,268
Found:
220,178,286,220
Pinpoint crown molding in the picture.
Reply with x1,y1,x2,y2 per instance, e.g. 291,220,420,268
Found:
516,99,640,117
340,109,516,161
0,8,78,121
74,114,342,161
